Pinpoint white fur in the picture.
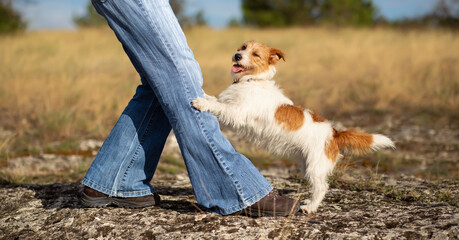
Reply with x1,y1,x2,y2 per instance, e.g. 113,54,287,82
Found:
371,134,396,151
193,77,337,213
192,42,394,214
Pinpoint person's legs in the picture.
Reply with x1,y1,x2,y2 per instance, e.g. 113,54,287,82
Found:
82,79,171,197
82,0,272,215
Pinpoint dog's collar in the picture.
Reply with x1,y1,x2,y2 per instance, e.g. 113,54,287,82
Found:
232,76,255,84
232,78,251,84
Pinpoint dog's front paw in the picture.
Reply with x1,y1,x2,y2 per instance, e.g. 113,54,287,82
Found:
192,97,210,112
300,200,318,214
300,204,318,214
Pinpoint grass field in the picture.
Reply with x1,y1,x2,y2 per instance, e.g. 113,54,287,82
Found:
0,28,457,239
0,27,458,160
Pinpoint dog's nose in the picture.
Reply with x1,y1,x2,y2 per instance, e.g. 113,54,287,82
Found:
234,53,242,62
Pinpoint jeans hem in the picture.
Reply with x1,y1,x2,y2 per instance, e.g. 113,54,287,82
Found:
81,177,155,197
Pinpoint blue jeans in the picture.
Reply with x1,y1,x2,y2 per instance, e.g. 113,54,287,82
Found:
81,0,272,215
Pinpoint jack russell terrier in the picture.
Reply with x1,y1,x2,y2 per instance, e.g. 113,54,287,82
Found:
192,40,395,213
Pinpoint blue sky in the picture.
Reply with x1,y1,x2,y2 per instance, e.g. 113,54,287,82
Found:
13,0,440,30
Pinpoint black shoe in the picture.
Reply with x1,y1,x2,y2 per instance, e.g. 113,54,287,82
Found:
243,189,299,217
81,186,160,209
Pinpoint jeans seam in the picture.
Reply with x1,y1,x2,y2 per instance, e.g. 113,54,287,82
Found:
118,99,158,192
119,145,141,191
111,100,155,196
131,0,175,128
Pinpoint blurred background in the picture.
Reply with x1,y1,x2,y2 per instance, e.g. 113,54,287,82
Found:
0,0,457,184
4,0,459,30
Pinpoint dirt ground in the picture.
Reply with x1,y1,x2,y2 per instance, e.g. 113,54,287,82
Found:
0,117,458,239
0,168,457,239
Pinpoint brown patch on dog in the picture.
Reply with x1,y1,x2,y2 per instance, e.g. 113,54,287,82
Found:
325,137,339,162
310,111,326,123
274,104,305,131
248,41,273,74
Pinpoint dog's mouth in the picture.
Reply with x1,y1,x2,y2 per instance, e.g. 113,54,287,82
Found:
232,64,246,73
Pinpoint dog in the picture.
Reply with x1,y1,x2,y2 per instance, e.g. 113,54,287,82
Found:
192,40,395,213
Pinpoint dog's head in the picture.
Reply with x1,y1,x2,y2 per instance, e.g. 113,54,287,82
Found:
231,41,285,83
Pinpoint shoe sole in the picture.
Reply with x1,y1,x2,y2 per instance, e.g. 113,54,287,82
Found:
81,192,156,209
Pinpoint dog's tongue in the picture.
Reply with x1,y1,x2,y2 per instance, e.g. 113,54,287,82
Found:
232,64,245,73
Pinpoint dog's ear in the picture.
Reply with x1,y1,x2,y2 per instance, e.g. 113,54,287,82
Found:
269,48,285,64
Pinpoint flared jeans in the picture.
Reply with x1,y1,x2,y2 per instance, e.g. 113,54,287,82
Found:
81,0,272,215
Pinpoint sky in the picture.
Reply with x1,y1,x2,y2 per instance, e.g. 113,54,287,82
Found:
12,0,440,30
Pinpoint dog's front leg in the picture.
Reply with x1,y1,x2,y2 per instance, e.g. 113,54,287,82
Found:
191,97,219,113
192,97,245,127
204,93,217,101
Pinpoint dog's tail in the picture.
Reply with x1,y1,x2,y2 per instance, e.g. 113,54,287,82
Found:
332,128,395,154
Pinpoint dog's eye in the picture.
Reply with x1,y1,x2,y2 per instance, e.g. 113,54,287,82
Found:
252,52,259,57
241,45,247,51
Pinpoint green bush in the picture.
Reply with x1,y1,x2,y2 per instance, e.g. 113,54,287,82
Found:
242,0,378,27
73,1,106,28
0,2,26,34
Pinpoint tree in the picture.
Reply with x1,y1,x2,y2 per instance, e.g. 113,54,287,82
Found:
241,0,378,27
74,0,206,28
319,0,377,27
73,1,106,28
430,0,459,28
228,17,243,28
170,0,207,27
392,0,459,29
194,10,207,26
0,0,27,34
170,0,189,27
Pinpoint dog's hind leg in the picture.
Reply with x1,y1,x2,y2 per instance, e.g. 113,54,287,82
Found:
301,153,334,213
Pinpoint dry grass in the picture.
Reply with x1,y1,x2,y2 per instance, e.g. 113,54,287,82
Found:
190,27,458,117
0,27,458,157
0,29,138,157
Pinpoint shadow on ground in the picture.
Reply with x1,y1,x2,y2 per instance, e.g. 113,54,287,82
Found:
1,182,201,214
